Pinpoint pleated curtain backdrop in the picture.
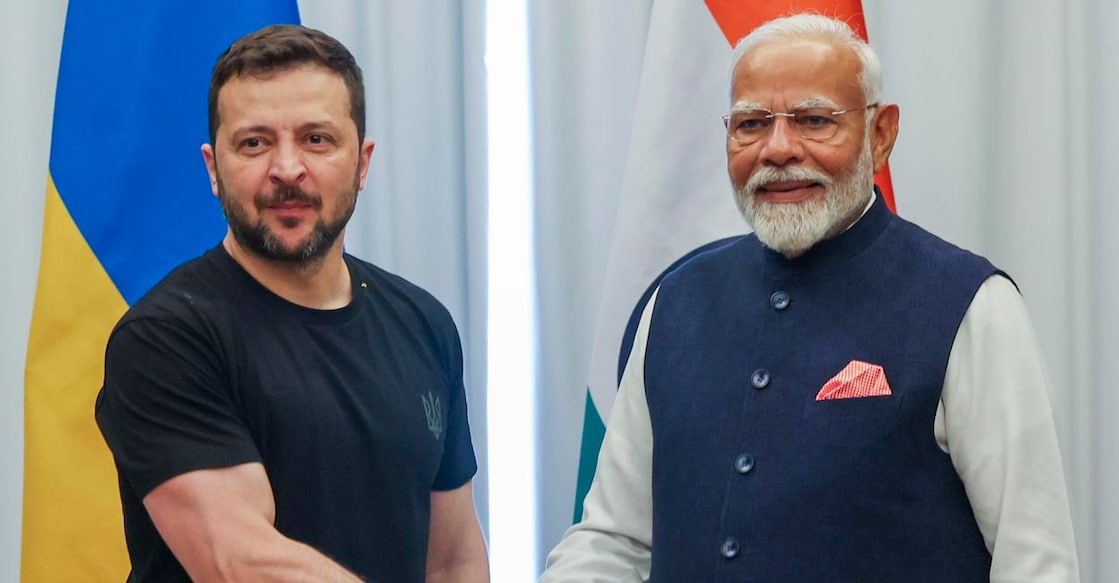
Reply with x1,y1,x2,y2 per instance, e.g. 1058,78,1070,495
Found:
528,0,655,569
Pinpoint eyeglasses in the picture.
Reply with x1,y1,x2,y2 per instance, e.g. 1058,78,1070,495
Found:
722,103,878,145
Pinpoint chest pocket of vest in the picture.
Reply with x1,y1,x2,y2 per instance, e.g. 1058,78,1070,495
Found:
800,393,907,447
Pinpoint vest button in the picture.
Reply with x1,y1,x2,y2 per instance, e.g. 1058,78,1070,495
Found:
750,369,770,389
770,290,790,310
734,454,755,474
720,537,740,559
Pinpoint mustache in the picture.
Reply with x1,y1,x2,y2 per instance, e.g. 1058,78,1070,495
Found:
255,184,322,208
743,166,835,196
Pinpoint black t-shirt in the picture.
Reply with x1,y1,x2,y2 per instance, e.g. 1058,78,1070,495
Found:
95,245,477,582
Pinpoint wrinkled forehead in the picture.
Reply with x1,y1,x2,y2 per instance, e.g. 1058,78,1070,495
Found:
730,36,864,109
214,65,356,139
219,65,350,109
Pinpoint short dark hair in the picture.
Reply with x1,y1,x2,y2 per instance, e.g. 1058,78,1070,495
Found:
208,24,366,145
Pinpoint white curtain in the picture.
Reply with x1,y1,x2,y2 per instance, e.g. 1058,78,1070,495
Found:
528,0,654,567
1,0,68,577
530,0,1118,580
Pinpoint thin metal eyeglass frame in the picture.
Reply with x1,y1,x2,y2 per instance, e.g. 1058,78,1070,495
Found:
722,102,879,144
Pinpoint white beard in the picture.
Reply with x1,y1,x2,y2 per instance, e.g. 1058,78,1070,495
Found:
734,139,875,258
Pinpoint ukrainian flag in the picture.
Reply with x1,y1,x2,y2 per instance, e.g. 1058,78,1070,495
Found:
24,2,299,579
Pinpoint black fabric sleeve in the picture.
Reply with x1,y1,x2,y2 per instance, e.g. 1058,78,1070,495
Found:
95,317,261,498
430,314,478,491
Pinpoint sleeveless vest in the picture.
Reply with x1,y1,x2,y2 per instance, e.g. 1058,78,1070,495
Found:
645,196,998,581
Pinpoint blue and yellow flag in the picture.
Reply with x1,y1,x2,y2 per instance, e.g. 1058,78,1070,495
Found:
24,2,299,579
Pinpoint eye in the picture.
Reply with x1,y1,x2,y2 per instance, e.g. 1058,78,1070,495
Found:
793,112,837,129
236,136,270,153
733,113,771,132
306,133,336,148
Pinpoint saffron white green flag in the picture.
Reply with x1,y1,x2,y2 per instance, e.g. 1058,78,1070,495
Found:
573,0,886,520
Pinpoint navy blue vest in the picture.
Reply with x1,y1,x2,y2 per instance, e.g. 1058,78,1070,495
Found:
645,196,998,582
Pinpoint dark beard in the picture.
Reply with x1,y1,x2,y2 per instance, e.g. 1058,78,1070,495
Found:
219,178,357,264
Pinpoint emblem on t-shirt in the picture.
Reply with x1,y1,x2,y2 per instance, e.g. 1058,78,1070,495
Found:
422,391,444,439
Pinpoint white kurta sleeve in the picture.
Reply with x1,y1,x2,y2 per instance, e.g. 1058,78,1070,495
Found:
940,274,1080,581
539,291,658,583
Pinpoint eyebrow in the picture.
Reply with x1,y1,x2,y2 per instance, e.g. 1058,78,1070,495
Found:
228,121,341,142
229,125,275,141
789,96,842,110
730,101,765,114
295,121,341,134
729,97,843,114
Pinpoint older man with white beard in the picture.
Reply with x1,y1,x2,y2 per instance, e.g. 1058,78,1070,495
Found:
540,13,1079,583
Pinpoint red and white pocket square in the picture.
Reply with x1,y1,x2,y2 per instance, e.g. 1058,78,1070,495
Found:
816,360,892,400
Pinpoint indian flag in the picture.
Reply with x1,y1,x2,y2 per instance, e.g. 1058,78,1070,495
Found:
573,0,892,521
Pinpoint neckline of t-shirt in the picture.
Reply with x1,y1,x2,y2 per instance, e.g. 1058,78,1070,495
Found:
211,245,365,326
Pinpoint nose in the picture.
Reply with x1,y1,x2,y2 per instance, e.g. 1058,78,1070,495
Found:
757,116,804,167
268,139,307,185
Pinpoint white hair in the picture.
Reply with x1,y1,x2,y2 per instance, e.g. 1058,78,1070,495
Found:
729,13,883,107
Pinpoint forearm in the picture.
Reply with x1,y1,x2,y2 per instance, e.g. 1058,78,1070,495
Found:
226,539,363,582
426,556,489,583
173,520,364,582
542,525,650,583
426,481,490,583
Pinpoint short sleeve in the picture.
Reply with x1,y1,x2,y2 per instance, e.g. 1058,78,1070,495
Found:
430,315,478,491
95,317,262,498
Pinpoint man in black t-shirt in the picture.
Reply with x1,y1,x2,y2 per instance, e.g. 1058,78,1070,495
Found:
95,25,488,582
